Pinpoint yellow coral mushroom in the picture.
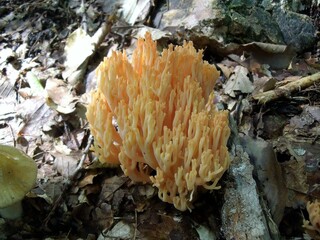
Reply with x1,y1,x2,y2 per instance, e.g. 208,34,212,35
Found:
86,32,230,211
303,200,320,239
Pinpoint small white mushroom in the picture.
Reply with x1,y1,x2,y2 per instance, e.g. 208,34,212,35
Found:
0,144,37,219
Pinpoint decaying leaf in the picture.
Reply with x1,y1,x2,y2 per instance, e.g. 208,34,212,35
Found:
99,176,128,202
102,221,135,239
120,0,152,25
45,78,78,114
239,42,296,69
62,27,94,84
224,65,254,97
78,171,100,188
240,136,287,225
53,153,79,178
25,71,46,97
16,96,57,138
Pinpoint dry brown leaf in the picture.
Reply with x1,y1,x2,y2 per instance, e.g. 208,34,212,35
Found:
252,75,277,95
78,172,99,188
53,153,79,178
224,65,254,97
16,96,57,137
217,63,233,79
120,0,152,25
45,78,78,114
62,27,94,81
99,176,128,202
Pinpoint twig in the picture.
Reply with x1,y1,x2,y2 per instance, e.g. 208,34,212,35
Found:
74,135,93,173
91,14,117,50
80,0,87,33
253,71,320,104
133,210,137,240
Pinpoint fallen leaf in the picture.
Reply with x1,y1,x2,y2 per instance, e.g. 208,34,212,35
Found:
79,171,99,188
103,221,135,239
120,0,152,25
45,78,78,114
224,65,254,97
16,96,57,138
53,153,79,178
62,27,94,82
99,176,128,202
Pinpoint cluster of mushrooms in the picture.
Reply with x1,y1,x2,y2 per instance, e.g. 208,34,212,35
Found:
86,32,230,211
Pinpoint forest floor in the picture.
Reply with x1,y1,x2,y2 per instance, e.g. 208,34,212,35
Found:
0,0,320,239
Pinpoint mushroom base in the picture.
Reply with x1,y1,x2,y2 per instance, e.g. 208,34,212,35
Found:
0,201,23,219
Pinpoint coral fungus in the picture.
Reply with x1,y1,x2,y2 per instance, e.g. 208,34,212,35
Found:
303,200,320,239
86,32,230,211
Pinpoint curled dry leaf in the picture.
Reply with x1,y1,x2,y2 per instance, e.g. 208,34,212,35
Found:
224,65,254,97
62,27,94,82
45,78,78,114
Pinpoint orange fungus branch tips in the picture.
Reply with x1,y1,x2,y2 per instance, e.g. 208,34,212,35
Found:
86,32,230,211
303,200,320,238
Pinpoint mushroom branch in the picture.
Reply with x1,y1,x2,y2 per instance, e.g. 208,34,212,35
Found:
303,200,320,239
0,145,37,219
86,32,230,211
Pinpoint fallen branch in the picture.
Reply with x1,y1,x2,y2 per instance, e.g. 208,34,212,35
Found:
253,72,320,104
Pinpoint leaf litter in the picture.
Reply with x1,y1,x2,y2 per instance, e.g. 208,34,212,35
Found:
0,0,320,239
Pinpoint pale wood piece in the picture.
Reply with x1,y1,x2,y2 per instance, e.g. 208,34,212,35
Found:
253,72,320,104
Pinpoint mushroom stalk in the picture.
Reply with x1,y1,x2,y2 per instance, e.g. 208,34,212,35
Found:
0,201,23,219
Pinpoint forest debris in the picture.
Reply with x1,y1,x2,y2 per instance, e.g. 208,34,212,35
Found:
290,107,315,128
78,172,99,188
194,224,216,240
240,42,296,69
100,221,135,239
62,27,94,85
253,72,320,104
224,65,254,97
252,76,277,95
240,136,287,225
131,27,171,41
16,97,57,138
228,43,296,70
282,152,310,194
221,118,281,239
53,152,80,178
63,15,116,86
25,71,46,97
45,78,78,114
99,176,128,202
120,0,152,25
221,143,279,239
43,135,93,227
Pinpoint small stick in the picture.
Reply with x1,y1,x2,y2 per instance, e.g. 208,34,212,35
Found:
253,72,320,104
